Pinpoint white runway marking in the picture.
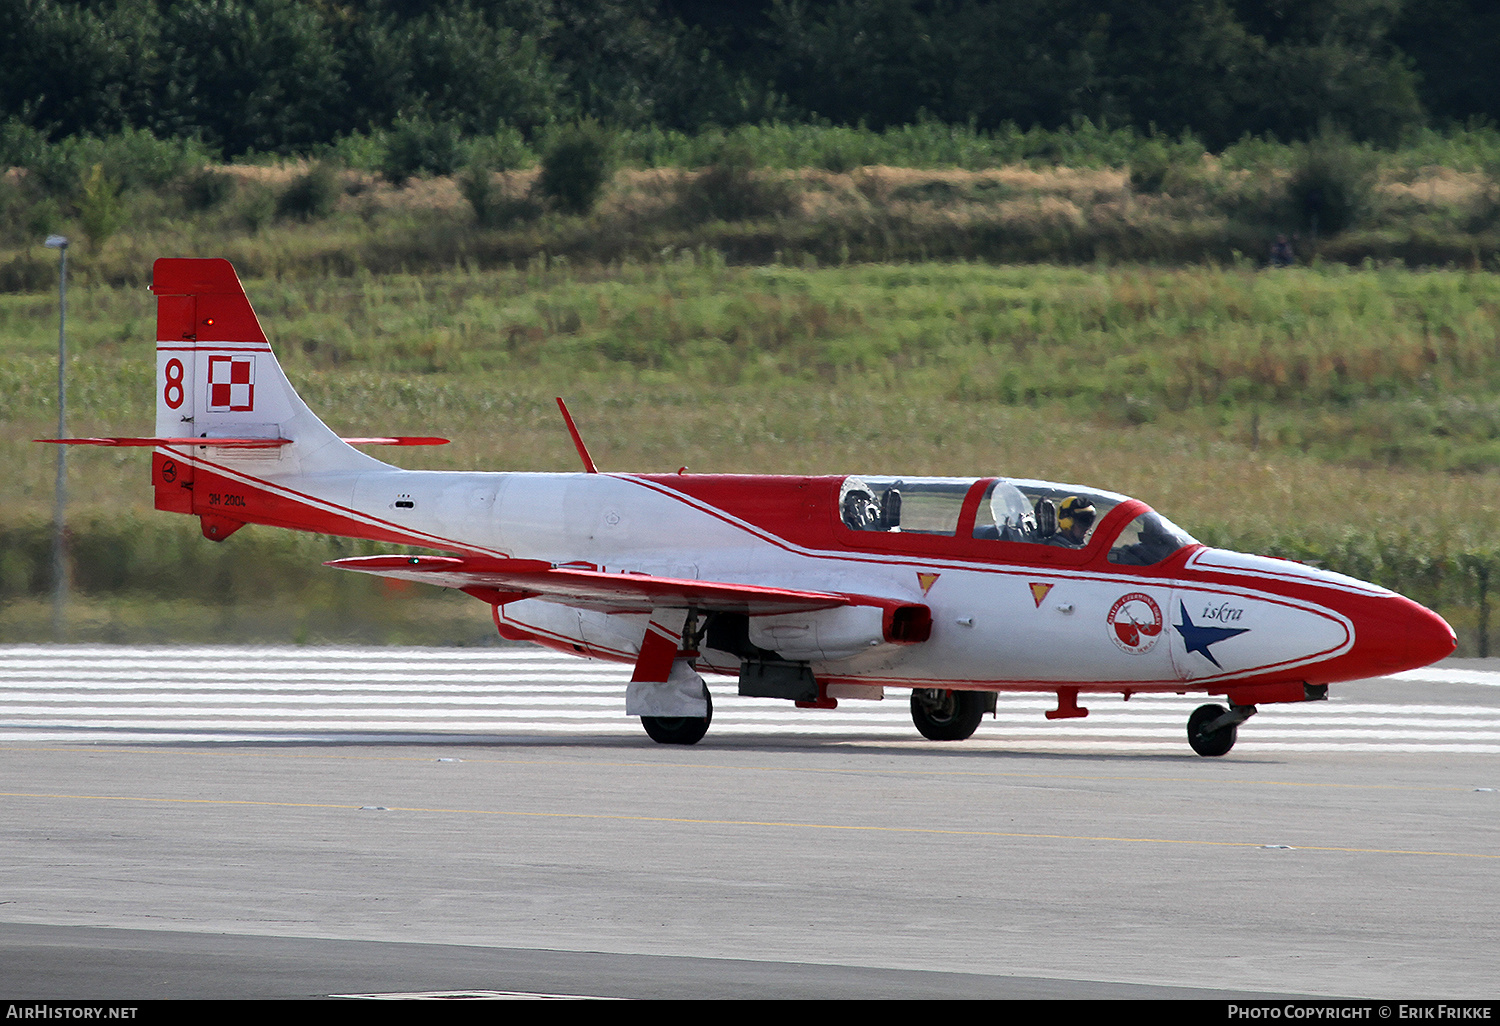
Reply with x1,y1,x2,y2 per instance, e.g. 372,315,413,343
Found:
1390,667,1500,686
333,990,621,1000
2,645,1497,752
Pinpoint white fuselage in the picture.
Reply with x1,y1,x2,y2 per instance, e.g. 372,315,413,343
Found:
209,456,1360,695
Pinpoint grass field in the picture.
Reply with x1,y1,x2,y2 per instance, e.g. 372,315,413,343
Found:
4,259,1500,647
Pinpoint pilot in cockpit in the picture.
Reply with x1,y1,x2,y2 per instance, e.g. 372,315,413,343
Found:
841,480,901,531
842,487,881,530
1048,496,1096,547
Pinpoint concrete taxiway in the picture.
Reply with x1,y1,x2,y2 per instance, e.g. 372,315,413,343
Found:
1,657,1497,1000
2,739,1497,998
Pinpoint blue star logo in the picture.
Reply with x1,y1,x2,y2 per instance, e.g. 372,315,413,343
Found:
1174,602,1249,668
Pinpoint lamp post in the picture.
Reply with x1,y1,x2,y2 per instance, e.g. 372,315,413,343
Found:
45,234,68,641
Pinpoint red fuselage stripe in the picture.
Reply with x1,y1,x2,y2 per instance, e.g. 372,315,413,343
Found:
163,447,506,556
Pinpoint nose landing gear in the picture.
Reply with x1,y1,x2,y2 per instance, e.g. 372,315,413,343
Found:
1187,702,1257,757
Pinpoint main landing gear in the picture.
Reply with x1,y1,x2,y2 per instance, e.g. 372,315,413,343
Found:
640,689,713,745
1187,702,1257,757
910,688,987,741
632,609,715,746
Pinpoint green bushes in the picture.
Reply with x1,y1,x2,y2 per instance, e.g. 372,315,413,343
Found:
183,168,236,211
238,185,277,234
1128,136,1208,195
459,164,501,226
459,164,536,228
6,122,1500,277
675,141,799,223
75,164,125,248
620,119,1147,172
1287,132,1379,236
0,121,210,198
0,121,212,251
378,116,466,186
536,121,617,215
276,162,342,220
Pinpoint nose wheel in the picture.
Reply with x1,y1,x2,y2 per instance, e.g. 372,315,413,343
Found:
910,688,986,741
1187,702,1255,757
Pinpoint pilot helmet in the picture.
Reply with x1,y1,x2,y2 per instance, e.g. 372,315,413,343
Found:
1057,496,1096,532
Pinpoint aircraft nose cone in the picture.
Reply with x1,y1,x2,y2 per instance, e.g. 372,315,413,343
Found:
1356,595,1457,675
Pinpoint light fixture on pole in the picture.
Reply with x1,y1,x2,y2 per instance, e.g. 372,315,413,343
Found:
45,234,68,640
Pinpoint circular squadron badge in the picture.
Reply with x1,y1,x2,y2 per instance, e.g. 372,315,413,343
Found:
1107,592,1163,654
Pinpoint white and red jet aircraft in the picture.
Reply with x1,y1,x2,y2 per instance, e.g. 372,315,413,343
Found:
52,259,1457,754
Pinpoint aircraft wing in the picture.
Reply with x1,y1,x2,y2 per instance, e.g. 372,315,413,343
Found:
326,554,899,616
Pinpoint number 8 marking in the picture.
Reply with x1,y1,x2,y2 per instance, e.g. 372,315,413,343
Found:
163,358,185,409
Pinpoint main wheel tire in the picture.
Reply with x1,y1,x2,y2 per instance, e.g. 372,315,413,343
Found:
910,688,986,741
641,688,713,745
1187,703,1237,757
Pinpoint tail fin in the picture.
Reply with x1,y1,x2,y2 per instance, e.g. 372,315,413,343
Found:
151,258,382,476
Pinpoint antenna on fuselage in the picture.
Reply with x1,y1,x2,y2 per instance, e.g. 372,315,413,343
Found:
555,397,599,473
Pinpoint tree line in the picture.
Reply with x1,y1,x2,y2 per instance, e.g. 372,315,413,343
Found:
1,0,1497,158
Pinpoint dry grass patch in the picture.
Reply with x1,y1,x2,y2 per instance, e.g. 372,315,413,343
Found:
1381,167,1488,207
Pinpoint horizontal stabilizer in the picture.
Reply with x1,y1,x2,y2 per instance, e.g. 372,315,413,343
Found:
327,554,891,616
39,436,291,448
39,435,447,448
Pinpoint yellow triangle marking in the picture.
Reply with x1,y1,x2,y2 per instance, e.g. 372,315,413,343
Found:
1029,582,1054,608
917,572,940,596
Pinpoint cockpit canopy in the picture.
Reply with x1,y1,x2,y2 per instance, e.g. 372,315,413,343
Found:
838,475,1197,566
